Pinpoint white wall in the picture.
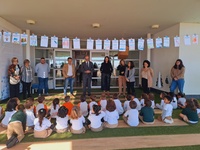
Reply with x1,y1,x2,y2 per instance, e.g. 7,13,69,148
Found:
179,23,200,95
0,17,23,100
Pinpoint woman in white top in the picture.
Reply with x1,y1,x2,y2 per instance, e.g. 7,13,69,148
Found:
34,109,52,138
69,106,86,134
50,98,60,118
88,105,105,132
104,100,119,128
55,106,69,133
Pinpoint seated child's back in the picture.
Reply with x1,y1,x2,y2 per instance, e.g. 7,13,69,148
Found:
50,98,60,118
24,99,35,128
123,95,132,112
35,96,48,116
112,93,124,115
99,93,107,111
78,95,88,117
140,100,154,123
63,96,73,116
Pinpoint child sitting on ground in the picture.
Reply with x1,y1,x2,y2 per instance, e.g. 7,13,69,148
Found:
132,94,141,111
34,108,53,138
35,96,48,117
177,93,186,108
55,106,69,133
27,97,36,116
156,92,167,110
104,100,119,128
113,93,124,115
148,93,155,109
63,95,74,116
140,93,148,107
78,95,88,117
159,96,174,124
193,99,200,118
69,106,86,134
50,98,60,119
123,101,139,127
98,93,107,111
179,99,199,124
88,105,105,132
123,94,132,112
6,104,26,149
139,99,154,124
24,99,35,131
1,97,19,128
169,92,178,109
88,95,98,111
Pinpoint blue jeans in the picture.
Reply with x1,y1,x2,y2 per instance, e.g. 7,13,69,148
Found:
38,77,48,94
170,79,185,93
64,77,74,95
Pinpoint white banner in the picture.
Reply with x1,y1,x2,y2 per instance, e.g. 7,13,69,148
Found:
155,37,162,48
174,36,180,47
73,37,80,49
3,32,11,43
104,39,110,50
20,33,28,45
112,39,118,50
138,38,144,50
147,38,154,49
51,36,58,48
30,34,37,46
95,39,102,50
119,39,126,51
163,36,170,48
87,38,94,50
128,39,135,50
62,37,69,49
40,35,48,47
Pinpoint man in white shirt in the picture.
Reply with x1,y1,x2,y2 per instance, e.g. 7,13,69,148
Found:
63,57,75,96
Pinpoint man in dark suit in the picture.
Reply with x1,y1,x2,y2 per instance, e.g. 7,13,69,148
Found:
81,55,94,96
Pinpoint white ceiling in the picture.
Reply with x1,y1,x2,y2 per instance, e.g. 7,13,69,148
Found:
0,0,200,39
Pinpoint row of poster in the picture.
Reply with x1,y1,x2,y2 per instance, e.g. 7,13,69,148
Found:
0,31,199,51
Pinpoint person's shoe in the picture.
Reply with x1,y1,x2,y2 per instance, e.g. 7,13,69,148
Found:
6,135,19,149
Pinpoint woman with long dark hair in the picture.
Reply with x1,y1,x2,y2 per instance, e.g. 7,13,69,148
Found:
170,59,185,94
100,56,113,96
125,61,135,95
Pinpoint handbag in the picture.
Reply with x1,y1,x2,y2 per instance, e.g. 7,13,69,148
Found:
9,76,20,85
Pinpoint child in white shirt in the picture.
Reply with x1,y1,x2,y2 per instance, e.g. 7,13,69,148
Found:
148,93,155,109
123,101,139,127
69,106,86,134
88,95,98,111
50,98,60,119
24,99,35,131
159,96,173,124
88,105,105,132
169,92,178,109
132,95,141,111
123,94,132,112
98,93,107,111
140,93,148,107
112,93,124,115
104,100,119,128
78,95,88,117
35,96,48,117
156,92,167,110
34,108,53,138
55,106,69,133
177,93,186,108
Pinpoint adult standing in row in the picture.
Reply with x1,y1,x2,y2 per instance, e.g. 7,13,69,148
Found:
21,59,33,99
63,57,75,96
117,59,127,96
8,57,21,99
81,55,94,96
100,56,113,96
141,60,154,94
35,57,50,96
170,59,185,94
125,61,135,95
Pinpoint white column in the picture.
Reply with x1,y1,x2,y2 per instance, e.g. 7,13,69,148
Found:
26,29,31,60
147,33,151,61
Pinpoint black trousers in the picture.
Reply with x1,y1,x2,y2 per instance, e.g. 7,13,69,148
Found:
83,74,92,96
101,73,111,91
127,81,135,95
142,78,150,94
22,81,31,99
9,83,20,99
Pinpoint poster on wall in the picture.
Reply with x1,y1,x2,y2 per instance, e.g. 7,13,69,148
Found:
174,36,180,47
95,39,102,50
12,33,21,44
192,34,198,45
155,37,162,48
138,38,144,50
163,36,170,48
86,38,94,50
30,34,37,46
119,39,126,51
147,38,154,49
128,38,135,50
112,39,118,50
62,37,69,49
73,37,80,49
184,35,191,46
51,36,58,48
40,35,48,47
20,33,28,45
3,32,11,43
104,39,110,50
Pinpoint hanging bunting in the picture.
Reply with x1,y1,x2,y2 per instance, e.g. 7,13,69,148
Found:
112,38,119,50
40,35,48,47
62,37,69,49
30,34,37,46
174,36,180,47
184,35,191,46
12,33,21,44
104,39,110,50
192,34,198,45
86,38,94,50
95,39,102,50
163,36,170,48
20,33,28,45
155,37,162,48
147,38,154,49
138,38,144,50
128,38,135,50
119,39,126,51
73,37,80,49
51,36,58,48
3,31,11,43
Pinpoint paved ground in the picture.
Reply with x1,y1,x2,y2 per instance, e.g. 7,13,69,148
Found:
1,134,200,150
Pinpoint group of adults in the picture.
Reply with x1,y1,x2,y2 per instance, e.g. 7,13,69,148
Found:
7,55,185,100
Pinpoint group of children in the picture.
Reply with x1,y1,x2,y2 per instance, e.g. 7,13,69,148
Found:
0,92,199,148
